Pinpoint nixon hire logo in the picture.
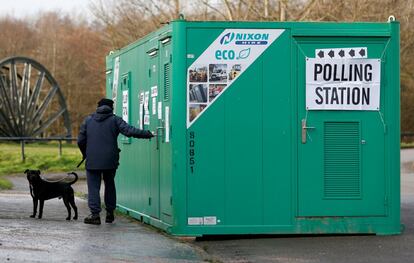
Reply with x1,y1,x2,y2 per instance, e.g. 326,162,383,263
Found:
220,32,235,45
220,32,269,45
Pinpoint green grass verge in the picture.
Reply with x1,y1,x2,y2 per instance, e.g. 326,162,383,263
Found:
401,142,414,149
0,142,83,189
0,177,13,189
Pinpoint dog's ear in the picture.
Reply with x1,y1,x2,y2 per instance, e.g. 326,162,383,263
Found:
24,169,29,174
36,170,41,176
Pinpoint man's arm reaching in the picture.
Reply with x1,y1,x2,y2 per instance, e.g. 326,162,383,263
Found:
116,116,153,139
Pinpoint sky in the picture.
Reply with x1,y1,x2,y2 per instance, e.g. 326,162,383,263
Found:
0,0,91,18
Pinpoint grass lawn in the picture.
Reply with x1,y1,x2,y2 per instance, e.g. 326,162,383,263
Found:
401,142,414,149
0,142,83,189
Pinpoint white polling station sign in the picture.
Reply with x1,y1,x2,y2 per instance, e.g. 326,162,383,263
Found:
306,58,381,111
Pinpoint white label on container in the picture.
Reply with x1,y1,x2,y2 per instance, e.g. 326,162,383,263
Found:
188,217,203,225
144,114,150,125
165,106,170,143
112,56,120,111
151,86,158,97
158,102,162,119
122,90,128,122
203,216,217,225
139,92,144,104
139,103,143,129
152,97,157,115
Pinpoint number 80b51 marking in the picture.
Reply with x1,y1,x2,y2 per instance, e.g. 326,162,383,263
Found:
189,131,195,173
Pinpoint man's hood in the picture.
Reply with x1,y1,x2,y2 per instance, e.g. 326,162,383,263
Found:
93,105,113,121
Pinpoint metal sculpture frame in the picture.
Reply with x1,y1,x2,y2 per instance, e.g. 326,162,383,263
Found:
0,56,71,137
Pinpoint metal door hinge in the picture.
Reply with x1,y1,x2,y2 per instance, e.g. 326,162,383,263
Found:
170,196,173,206
149,197,152,206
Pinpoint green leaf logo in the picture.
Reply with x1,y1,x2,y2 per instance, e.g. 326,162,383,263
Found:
238,48,251,59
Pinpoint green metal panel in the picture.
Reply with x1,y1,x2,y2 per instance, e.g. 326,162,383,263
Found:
106,20,400,236
262,30,293,226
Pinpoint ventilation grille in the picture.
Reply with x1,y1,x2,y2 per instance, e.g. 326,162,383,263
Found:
164,63,170,101
324,122,361,199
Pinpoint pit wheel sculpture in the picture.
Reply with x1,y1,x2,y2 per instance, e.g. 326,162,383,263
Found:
0,56,71,137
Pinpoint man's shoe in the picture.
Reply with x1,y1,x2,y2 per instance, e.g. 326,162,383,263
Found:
84,214,101,225
106,212,115,223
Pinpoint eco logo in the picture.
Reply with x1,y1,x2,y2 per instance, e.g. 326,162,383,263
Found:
220,32,235,45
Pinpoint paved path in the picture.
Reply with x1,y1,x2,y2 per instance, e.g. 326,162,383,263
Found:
189,150,414,263
0,175,207,263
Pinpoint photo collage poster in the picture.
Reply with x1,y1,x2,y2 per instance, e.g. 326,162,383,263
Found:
188,63,242,123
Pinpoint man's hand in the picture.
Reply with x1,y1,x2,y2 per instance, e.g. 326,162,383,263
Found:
145,130,154,139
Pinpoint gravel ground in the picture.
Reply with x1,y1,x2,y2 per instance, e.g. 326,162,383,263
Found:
0,174,208,263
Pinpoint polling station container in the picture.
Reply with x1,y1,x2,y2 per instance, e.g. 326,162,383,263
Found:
105,19,401,236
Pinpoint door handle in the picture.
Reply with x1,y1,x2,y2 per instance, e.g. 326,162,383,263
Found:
155,126,165,149
302,119,315,144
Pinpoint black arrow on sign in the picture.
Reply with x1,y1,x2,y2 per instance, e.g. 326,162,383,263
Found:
328,50,335,58
359,48,366,57
349,49,355,57
317,50,324,58
338,50,345,57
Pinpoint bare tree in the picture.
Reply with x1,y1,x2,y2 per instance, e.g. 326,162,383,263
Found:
0,13,108,135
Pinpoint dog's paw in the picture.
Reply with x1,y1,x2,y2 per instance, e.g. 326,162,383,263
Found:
73,216,78,220
37,216,42,219
30,215,35,218
66,217,71,221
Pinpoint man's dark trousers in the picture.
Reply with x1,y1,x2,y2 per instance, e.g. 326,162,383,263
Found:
86,169,116,215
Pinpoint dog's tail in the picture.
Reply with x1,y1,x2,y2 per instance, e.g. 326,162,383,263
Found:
67,172,78,185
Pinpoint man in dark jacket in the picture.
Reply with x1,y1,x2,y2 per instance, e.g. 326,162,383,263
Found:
77,98,153,225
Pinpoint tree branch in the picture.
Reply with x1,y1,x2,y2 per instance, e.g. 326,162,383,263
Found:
201,0,229,20
223,0,234,21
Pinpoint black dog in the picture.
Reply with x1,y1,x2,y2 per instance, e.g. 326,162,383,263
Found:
25,169,78,220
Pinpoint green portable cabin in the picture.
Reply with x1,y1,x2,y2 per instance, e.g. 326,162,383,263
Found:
106,19,400,236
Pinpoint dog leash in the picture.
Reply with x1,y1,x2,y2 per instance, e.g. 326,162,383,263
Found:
38,158,84,183
76,157,85,168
